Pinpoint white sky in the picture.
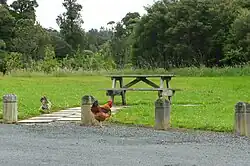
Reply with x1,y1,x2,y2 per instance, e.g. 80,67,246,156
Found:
8,0,156,31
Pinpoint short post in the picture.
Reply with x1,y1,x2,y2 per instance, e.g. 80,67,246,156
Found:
80,95,97,126
245,103,250,137
235,102,250,137
154,97,171,130
3,94,18,124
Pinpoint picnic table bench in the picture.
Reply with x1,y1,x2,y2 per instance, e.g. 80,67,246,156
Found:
100,74,181,105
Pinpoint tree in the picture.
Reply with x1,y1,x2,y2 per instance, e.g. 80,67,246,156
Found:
105,13,141,69
0,0,7,5
131,0,239,69
0,39,7,75
56,0,86,52
85,28,112,52
223,8,250,65
121,12,140,35
10,19,51,66
0,5,15,49
41,45,58,74
45,28,73,59
10,0,38,21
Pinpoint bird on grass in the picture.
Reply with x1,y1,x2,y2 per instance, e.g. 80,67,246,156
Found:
90,100,113,127
39,96,52,114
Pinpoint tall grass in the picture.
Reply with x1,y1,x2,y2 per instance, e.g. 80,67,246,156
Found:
3,65,250,77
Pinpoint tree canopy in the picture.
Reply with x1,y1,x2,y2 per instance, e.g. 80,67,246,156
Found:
1,0,250,74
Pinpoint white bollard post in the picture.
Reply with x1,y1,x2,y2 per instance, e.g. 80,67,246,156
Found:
245,103,250,137
154,97,171,130
3,94,18,124
235,102,250,137
80,95,97,126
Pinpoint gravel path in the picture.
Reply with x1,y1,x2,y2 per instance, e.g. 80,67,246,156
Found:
1,122,250,166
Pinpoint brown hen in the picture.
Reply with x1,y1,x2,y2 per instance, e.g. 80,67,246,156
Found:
91,100,113,126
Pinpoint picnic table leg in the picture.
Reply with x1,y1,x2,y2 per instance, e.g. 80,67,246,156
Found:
112,78,117,88
160,77,172,102
119,78,126,105
121,93,126,105
158,78,164,98
165,78,172,102
157,90,162,98
110,78,117,103
166,78,170,88
160,78,164,88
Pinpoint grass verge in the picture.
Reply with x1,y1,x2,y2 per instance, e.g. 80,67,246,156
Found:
1,75,249,132
5,65,250,77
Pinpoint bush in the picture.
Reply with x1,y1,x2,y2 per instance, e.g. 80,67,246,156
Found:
5,52,23,73
41,45,59,74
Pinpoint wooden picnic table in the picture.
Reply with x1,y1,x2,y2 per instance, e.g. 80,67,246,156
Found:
101,74,180,105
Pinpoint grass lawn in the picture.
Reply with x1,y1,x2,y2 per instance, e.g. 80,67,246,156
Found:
1,75,250,132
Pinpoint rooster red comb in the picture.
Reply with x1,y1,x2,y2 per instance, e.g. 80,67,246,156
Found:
107,100,113,107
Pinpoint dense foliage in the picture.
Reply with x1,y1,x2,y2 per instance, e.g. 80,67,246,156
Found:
1,0,250,75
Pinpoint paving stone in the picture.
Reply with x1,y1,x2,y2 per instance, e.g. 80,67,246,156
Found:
29,117,61,120
57,117,81,121
67,107,81,110
18,119,54,123
52,112,74,115
68,114,81,118
20,123,52,125
39,114,67,117
74,110,81,113
55,110,75,113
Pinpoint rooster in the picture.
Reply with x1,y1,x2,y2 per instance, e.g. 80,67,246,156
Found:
91,100,113,127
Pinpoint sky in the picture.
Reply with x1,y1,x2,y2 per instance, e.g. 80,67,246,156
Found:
8,0,156,31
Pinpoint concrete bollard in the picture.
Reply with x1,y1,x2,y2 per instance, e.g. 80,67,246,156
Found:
154,97,171,130
245,104,250,137
3,94,18,124
80,95,97,126
235,102,250,136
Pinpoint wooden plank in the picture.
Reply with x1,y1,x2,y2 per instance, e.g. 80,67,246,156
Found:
104,88,179,97
106,90,123,96
100,88,182,91
140,78,160,88
122,78,142,88
105,89,175,97
106,74,176,78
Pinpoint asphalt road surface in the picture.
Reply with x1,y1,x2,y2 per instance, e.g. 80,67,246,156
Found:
0,122,250,166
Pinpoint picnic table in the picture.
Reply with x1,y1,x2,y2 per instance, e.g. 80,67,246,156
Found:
101,74,181,105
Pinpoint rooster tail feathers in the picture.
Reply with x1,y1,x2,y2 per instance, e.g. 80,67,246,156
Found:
91,99,112,108
92,100,99,107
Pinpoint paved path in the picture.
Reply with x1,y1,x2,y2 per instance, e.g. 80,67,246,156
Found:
1,123,250,166
18,106,128,124
17,104,202,124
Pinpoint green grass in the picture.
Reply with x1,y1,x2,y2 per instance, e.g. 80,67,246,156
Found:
112,76,250,132
0,76,112,119
1,75,250,132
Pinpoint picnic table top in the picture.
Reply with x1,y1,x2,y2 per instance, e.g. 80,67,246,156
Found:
100,88,181,91
106,74,175,78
